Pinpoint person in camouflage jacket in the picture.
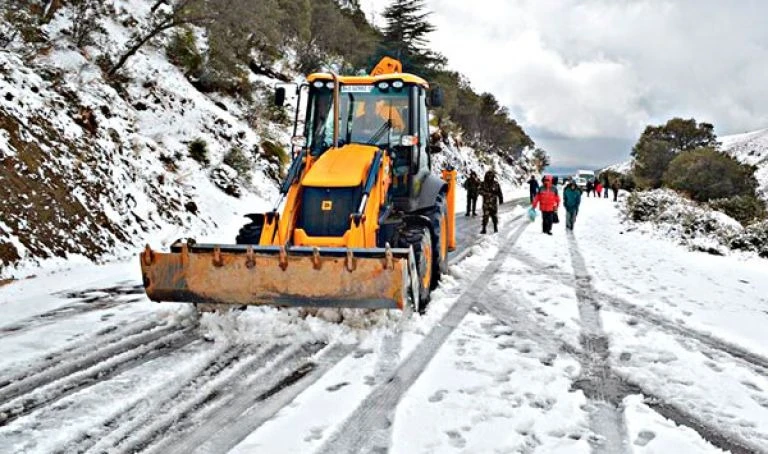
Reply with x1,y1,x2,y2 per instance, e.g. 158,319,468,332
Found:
480,170,504,233
462,170,481,216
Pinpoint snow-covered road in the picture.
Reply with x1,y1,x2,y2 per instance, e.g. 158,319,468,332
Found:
1,195,767,454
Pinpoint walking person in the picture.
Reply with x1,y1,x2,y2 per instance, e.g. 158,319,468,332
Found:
527,175,539,203
532,175,560,235
463,171,480,216
585,180,593,197
611,179,620,202
594,181,602,198
563,180,582,231
480,170,503,234
603,179,609,198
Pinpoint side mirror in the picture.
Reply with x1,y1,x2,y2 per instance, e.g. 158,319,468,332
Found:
429,86,444,108
274,87,286,107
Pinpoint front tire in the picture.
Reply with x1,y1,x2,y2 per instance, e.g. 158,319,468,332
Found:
236,221,263,244
399,225,433,313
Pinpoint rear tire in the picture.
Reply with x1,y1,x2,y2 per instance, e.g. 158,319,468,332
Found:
399,225,432,313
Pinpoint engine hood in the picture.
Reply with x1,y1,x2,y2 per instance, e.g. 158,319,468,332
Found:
301,144,380,187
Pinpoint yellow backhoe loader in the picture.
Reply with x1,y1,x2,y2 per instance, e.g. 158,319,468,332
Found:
140,57,456,313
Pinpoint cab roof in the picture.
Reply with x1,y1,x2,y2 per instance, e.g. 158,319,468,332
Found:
306,72,429,88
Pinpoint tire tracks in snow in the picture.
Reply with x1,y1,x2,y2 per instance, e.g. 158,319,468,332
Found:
0,322,196,410
316,216,529,454
566,233,632,454
0,320,197,426
76,341,323,454
0,283,146,339
158,343,354,454
566,234,766,454
509,249,768,380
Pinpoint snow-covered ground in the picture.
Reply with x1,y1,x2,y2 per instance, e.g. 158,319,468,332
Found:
1,191,767,453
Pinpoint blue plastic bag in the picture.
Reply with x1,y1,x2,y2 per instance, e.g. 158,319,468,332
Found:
527,207,537,222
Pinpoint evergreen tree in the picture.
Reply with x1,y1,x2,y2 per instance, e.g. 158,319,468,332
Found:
379,0,445,75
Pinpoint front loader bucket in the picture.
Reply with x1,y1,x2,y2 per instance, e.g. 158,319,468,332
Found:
140,243,417,310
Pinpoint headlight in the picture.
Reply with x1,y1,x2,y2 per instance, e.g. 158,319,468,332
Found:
312,80,325,88
325,81,334,89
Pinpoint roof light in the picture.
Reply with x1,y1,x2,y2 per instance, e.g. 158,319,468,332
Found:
325,81,334,89
377,81,390,90
312,80,325,88
392,80,404,89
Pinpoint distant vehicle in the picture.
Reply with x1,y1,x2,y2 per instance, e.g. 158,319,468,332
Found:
574,177,587,190
577,169,595,181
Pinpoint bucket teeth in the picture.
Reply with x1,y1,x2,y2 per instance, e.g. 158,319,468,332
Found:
312,247,322,270
345,248,356,272
142,245,154,266
279,245,288,270
384,242,394,270
212,246,223,267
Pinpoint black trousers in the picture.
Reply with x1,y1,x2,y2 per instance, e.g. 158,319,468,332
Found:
542,211,555,233
467,194,478,215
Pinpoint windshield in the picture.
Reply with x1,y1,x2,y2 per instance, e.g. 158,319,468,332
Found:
305,84,410,155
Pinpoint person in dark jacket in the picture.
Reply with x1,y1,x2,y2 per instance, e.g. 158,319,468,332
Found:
603,179,609,198
563,180,582,231
585,180,594,197
527,175,539,203
611,180,620,202
463,171,481,216
480,170,503,233
532,175,560,235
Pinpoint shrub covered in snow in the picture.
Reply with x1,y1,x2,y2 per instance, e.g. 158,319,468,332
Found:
707,195,766,226
729,221,768,258
188,138,210,166
223,146,252,178
623,189,745,256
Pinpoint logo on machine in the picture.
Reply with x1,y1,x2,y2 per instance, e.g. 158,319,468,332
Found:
321,200,333,211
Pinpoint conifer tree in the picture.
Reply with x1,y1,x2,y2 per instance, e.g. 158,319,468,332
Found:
379,0,445,75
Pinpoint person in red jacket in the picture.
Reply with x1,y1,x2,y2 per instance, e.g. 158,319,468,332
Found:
594,181,603,197
532,175,560,235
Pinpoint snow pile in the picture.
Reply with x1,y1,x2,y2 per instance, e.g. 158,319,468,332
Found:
0,1,283,278
622,189,744,256
720,128,768,200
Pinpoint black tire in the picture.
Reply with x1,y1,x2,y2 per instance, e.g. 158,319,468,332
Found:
399,225,433,313
236,221,263,244
429,193,448,288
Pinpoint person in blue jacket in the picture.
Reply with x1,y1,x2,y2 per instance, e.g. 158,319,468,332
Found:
563,180,582,231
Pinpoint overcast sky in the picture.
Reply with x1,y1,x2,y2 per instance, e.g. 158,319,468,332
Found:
362,0,768,169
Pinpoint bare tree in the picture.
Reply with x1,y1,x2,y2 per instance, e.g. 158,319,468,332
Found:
107,0,213,76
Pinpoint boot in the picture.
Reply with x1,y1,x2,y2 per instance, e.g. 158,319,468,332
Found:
493,223,498,233
480,224,487,234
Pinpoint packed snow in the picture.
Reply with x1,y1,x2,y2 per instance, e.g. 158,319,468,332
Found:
1,189,766,453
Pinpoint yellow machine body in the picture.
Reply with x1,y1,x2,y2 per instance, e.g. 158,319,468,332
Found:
140,58,456,312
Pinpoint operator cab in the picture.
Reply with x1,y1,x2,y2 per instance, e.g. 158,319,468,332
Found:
300,74,433,202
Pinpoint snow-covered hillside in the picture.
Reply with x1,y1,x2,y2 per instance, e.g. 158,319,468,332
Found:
721,128,768,200
0,1,288,278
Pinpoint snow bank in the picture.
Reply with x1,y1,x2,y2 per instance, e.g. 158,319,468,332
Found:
622,189,768,258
